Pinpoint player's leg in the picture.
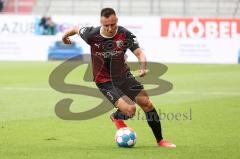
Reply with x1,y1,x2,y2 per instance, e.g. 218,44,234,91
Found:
135,90,176,148
110,95,137,129
135,90,162,140
114,95,136,118
96,82,135,129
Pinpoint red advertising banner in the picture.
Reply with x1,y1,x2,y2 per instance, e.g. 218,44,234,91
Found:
161,18,240,38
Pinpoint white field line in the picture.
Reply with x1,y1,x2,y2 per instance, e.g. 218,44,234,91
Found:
0,87,240,95
1,87,49,91
168,91,240,96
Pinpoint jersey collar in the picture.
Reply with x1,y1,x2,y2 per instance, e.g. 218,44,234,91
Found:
100,26,118,38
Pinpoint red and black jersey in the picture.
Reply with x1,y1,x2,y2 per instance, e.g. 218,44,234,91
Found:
79,26,139,83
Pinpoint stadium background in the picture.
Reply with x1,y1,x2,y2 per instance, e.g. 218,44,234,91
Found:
0,0,240,159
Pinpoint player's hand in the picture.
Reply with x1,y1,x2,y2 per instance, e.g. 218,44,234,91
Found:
139,69,146,77
62,36,72,44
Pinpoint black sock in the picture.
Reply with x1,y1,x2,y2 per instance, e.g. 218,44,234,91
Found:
113,109,130,120
145,108,163,142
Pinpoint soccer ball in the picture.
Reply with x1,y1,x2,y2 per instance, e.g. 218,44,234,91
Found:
115,127,137,147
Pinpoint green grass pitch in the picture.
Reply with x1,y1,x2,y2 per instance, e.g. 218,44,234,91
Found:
0,62,239,159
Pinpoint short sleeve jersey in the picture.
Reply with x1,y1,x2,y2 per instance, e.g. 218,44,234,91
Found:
79,26,139,83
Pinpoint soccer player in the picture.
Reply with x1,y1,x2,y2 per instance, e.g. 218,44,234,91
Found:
62,8,176,148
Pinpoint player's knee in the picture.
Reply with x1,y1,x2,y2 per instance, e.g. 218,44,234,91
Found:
138,98,153,112
139,97,152,107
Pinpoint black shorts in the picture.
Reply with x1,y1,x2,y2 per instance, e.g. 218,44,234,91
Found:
96,72,144,106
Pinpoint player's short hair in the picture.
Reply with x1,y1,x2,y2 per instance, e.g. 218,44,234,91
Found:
101,8,116,18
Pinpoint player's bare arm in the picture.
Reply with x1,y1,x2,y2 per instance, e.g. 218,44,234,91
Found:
62,27,80,44
133,48,147,77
